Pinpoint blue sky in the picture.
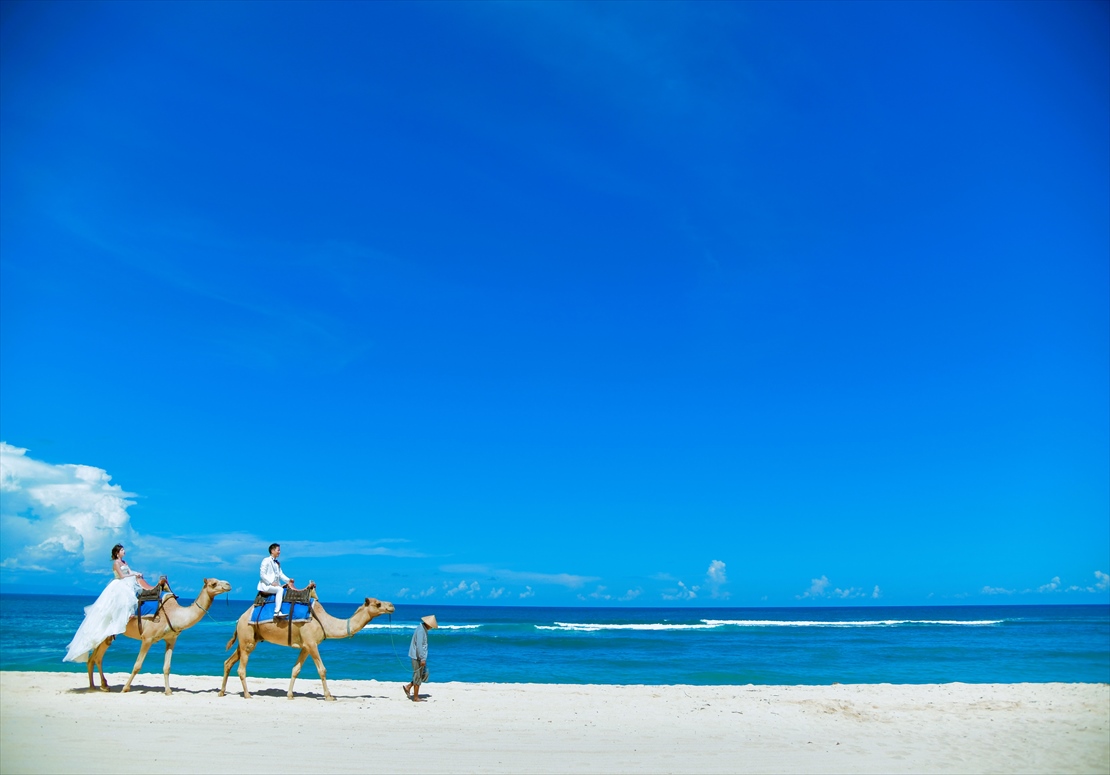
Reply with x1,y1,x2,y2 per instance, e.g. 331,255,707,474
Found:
1,1,1107,606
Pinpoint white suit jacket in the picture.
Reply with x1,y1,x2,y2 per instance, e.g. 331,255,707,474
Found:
258,556,291,591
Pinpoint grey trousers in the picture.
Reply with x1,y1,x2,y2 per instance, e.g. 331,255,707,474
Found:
410,658,429,687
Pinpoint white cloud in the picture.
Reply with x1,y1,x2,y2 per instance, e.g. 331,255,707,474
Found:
445,580,480,598
347,587,356,595
488,587,505,599
1038,576,1061,593
981,585,1014,595
0,444,427,587
519,586,535,599
1095,570,1109,591
705,559,729,598
798,575,830,599
796,575,875,600
707,560,726,585
441,564,598,589
579,585,612,601
662,581,698,601
1,443,138,575
619,589,641,601
0,558,52,573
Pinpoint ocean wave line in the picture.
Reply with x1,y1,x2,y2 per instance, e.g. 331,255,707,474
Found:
362,623,482,631
536,619,1004,632
701,619,1004,627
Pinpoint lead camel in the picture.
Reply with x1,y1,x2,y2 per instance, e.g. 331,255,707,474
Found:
220,595,394,700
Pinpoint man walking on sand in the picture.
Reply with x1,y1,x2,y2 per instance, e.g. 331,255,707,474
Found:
403,615,437,702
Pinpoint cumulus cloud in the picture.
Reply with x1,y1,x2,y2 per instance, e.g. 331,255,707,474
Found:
0,443,425,587
1,442,138,575
488,587,505,599
981,585,1014,595
705,560,730,599
798,575,830,599
578,585,612,602
445,580,480,598
619,589,641,601
662,581,698,601
1038,576,1061,593
707,560,726,585
519,586,535,599
440,564,598,589
797,575,876,600
1096,571,1110,591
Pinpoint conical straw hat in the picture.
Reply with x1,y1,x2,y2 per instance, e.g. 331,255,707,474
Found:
421,615,438,629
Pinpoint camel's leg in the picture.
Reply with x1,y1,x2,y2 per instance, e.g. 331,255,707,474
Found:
287,647,310,700
306,643,334,702
122,640,153,693
219,648,240,697
161,637,176,696
89,637,113,691
237,643,256,699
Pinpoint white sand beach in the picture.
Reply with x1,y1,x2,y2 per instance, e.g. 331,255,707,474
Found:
0,671,1106,774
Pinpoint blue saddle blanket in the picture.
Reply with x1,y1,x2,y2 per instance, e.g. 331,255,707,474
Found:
251,600,314,624
137,598,163,617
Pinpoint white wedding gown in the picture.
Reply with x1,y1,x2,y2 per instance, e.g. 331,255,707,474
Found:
63,565,142,662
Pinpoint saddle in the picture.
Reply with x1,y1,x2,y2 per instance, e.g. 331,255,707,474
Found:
253,587,314,607
135,586,164,619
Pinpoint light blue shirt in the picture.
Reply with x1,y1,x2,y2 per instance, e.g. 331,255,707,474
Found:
408,624,428,661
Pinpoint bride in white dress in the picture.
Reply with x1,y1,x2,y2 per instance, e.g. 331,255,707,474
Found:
63,544,159,663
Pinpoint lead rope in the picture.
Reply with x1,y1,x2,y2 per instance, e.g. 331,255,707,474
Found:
387,613,408,668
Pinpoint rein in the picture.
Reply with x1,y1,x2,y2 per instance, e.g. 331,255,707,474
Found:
386,613,408,668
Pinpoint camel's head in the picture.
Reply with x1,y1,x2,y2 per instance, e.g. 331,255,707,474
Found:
361,597,395,618
202,578,233,596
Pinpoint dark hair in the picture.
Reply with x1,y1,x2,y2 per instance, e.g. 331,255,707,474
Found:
111,544,124,560
268,543,280,554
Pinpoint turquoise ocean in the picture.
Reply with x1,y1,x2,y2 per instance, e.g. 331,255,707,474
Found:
1,595,1107,685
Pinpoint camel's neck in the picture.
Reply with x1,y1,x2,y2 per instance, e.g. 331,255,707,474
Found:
314,604,373,640
163,590,213,628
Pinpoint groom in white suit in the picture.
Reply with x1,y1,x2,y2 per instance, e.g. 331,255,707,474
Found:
259,543,295,618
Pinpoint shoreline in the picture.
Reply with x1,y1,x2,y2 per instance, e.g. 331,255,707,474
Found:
1,671,1107,774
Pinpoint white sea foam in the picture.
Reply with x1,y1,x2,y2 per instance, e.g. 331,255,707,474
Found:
701,619,1004,627
536,619,1004,632
537,622,717,632
362,623,482,631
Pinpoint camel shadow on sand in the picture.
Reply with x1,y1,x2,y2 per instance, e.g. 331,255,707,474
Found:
67,683,223,696
67,683,393,700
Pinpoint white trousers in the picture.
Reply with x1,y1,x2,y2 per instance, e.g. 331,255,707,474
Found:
260,585,284,614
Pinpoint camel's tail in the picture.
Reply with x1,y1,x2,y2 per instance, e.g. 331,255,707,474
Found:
225,630,238,651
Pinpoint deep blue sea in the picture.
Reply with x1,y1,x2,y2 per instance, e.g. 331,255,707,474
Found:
1,595,1107,685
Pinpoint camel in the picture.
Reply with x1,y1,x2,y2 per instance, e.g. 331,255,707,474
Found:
87,577,233,695
220,595,394,701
